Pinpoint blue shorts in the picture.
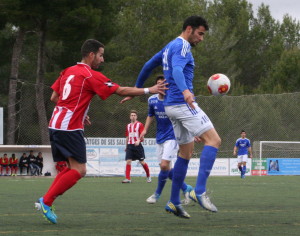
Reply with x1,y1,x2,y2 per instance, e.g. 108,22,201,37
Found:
125,144,145,161
49,129,86,164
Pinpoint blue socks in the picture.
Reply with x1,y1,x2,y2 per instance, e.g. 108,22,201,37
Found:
168,168,173,180
168,168,188,192
242,165,246,175
195,145,218,195
170,156,189,205
155,170,169,195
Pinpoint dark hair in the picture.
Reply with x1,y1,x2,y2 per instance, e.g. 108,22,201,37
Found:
81,39,104,58
155,75,165,84
182,16,209,31
130,110,138,115
241,130,246,133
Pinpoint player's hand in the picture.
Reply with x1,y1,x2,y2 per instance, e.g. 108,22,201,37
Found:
149,79,168,95
183,90,195,109
84,115,91,126
233,151,236,156
250,154,253,158
120,96,134,104
134,140,140,146
194,136,202,143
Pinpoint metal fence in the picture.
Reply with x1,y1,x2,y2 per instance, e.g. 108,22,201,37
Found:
8,82,300,158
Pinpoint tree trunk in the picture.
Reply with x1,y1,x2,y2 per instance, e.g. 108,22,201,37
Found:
7,28,25,145
36,22,50,144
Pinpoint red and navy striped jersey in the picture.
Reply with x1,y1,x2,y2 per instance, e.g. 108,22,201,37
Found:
49,63,120,131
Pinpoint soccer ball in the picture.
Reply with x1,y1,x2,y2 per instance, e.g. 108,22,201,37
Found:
207,73,230,96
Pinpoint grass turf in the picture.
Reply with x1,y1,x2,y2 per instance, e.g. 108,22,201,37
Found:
0,176,300,236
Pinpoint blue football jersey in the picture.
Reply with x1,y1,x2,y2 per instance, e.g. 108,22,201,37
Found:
148,94,175,144
162,37,195,105
235,138,251,155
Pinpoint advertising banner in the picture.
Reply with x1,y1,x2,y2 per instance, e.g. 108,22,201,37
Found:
85,137,230,176
186,158,229,176
86,137,159,176
229,158,252,176
267,158,300,175
251,159,267,175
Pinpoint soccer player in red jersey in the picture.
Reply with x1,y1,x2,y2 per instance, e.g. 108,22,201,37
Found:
35,39,166,224
122,110,151,183
9,154,18,176
0,154,10,176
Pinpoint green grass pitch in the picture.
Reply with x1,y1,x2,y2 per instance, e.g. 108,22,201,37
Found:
0,176,300,236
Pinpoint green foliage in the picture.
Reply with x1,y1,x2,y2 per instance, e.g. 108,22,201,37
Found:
258,48,300,93
1,0,299,94
1,0,300,144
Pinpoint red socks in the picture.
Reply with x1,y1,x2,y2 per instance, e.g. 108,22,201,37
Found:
142,163,150,177
125,164,131,180
47,167,70,193
44,169,81,206
125,163,151,179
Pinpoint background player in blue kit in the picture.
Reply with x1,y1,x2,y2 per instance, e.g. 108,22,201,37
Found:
141,75,193,205
233,130,253,178
121,16,221,218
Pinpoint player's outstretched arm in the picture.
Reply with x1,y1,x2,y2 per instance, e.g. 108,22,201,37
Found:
116,81,167,97
120,52,163,104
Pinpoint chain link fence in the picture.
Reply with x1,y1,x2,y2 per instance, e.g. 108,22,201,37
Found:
9,82,300,158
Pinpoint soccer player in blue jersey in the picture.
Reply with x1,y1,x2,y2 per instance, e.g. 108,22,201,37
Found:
233,130,253,178
141,75,193,205
121,16,221,218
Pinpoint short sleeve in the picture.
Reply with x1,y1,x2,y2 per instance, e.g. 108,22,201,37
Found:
90,71,120,100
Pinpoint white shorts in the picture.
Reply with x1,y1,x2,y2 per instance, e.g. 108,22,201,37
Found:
165,102,214,145
237,155,248,163
156,139,179,162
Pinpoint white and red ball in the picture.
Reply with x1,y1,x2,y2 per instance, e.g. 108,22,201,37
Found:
207,73,230,96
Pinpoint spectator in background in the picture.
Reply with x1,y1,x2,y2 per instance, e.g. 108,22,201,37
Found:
56,161,67,174
28,150,39,176
36,152,44,176
19,153,29,175
0,153,10,176
9,154,18,176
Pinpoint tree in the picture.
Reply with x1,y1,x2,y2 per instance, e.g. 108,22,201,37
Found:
0,0,33,144
7,27,26,144
257,48,300,93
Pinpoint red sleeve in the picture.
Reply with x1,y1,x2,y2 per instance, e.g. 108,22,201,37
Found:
125,124,128,137
90,71,120,100
139,122,144,135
